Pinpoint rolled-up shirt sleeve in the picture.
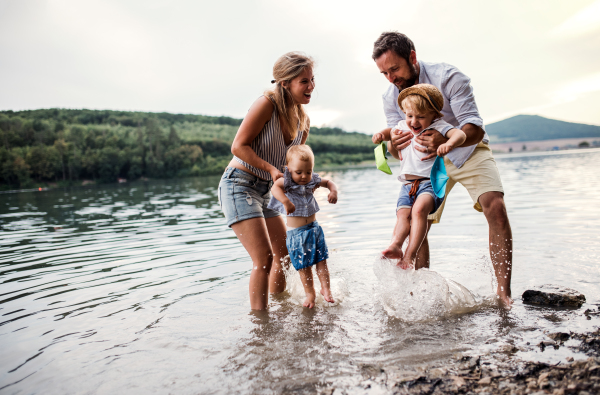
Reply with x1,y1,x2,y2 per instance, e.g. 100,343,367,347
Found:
383,89,403,128
443,68,484,130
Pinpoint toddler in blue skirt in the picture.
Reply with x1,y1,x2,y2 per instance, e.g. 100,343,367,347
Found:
268,145,338,308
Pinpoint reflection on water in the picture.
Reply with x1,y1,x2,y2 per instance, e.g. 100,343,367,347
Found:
1,149,600,393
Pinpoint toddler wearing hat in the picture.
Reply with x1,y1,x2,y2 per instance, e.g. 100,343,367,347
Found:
268,145,338,308
372,83,466,268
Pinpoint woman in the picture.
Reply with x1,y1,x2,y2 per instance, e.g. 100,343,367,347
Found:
218,52,315,310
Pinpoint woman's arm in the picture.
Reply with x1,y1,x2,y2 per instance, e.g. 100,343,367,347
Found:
231,96,284,181
319,178,338,204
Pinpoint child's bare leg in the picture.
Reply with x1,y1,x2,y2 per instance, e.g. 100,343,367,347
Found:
382,208,411,259
399,195,434,269
298,267,316,308
315,260,334,303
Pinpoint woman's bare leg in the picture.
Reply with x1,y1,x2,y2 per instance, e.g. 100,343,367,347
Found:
231,218,274,310
315,260,334,303
398,196,434,269
265,215,289,294
298,267,316,308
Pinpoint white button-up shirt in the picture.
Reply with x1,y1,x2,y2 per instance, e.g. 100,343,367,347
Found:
382,60,489,168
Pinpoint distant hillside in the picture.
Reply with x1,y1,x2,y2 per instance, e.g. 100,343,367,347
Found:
0,108,373,189
486,115,600,143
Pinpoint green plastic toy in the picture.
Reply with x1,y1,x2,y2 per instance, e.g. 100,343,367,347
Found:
374,142,392,175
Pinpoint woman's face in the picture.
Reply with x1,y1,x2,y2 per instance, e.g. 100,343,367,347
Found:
285,68,315,105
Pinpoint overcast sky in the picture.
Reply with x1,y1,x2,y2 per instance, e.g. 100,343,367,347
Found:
1,0,599,133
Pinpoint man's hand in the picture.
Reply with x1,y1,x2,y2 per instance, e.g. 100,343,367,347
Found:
390,129,413,160
284,201,296,215
414,129,448,160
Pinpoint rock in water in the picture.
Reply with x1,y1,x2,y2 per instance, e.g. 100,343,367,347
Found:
522,284,586,307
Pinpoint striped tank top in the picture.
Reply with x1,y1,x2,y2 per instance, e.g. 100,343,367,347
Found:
233,99,304,180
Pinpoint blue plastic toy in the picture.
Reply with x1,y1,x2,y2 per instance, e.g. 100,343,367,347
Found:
430,156,449,198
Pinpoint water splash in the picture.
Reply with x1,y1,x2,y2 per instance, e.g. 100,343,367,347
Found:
284,262,347,307
374,258,479,321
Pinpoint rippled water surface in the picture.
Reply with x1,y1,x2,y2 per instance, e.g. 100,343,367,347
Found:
1,149,600,394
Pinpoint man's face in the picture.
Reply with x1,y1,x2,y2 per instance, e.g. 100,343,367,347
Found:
375,50,418,92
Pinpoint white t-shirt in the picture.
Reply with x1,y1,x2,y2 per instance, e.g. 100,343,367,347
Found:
396,119,454,183
383,61,490,169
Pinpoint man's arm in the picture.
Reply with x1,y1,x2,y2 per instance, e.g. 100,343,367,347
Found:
415,67,485,159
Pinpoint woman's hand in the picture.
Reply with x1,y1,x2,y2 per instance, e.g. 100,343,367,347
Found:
269,166,284,182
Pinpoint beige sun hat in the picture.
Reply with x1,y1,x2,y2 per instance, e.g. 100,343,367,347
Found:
397,84,444,118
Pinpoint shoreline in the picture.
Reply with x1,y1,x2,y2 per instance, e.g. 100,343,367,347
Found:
344,322,600,394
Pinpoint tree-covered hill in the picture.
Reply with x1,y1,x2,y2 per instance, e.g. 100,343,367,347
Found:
486,115,600,143
0,108,374,190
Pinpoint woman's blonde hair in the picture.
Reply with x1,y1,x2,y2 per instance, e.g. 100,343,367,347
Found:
286,144,314,165
265,52,314,139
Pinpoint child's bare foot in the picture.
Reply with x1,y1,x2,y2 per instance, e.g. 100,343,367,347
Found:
320,288,334,303
303,292,316,308
382,245,403,260
397,257,414,270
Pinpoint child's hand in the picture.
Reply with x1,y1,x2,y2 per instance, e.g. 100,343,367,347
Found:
372,132,385,144
327,190,338,204
437,142,454,156
284,201,296,215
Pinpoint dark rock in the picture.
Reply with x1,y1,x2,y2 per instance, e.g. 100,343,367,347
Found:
522,284,586,308
548,332,571,343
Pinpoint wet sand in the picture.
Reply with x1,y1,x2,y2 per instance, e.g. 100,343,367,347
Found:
342,308,600,395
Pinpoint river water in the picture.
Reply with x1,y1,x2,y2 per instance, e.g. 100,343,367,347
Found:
1,149,599,394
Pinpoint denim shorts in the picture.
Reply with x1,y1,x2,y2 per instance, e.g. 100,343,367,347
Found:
286,221,329,271
397,179,444,214
218,167,282,227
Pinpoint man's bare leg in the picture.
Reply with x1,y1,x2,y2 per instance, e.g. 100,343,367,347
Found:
479,191,513,307
382,208,411,260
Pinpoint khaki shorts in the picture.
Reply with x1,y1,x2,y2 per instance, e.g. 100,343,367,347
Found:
428,142,504,224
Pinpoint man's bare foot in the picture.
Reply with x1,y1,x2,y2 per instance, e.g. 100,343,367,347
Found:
320,288,334,303
498,293,513,309
382,245,403,260
397,257,414,270
303,293,316,308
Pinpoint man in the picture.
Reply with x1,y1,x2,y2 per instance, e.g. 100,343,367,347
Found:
373,31,513,307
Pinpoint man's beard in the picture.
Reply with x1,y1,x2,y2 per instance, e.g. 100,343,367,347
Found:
394,63,418,91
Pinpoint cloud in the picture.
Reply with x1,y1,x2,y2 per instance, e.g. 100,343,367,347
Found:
305,108,343,127
550,0,600,38
552,71,600,101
